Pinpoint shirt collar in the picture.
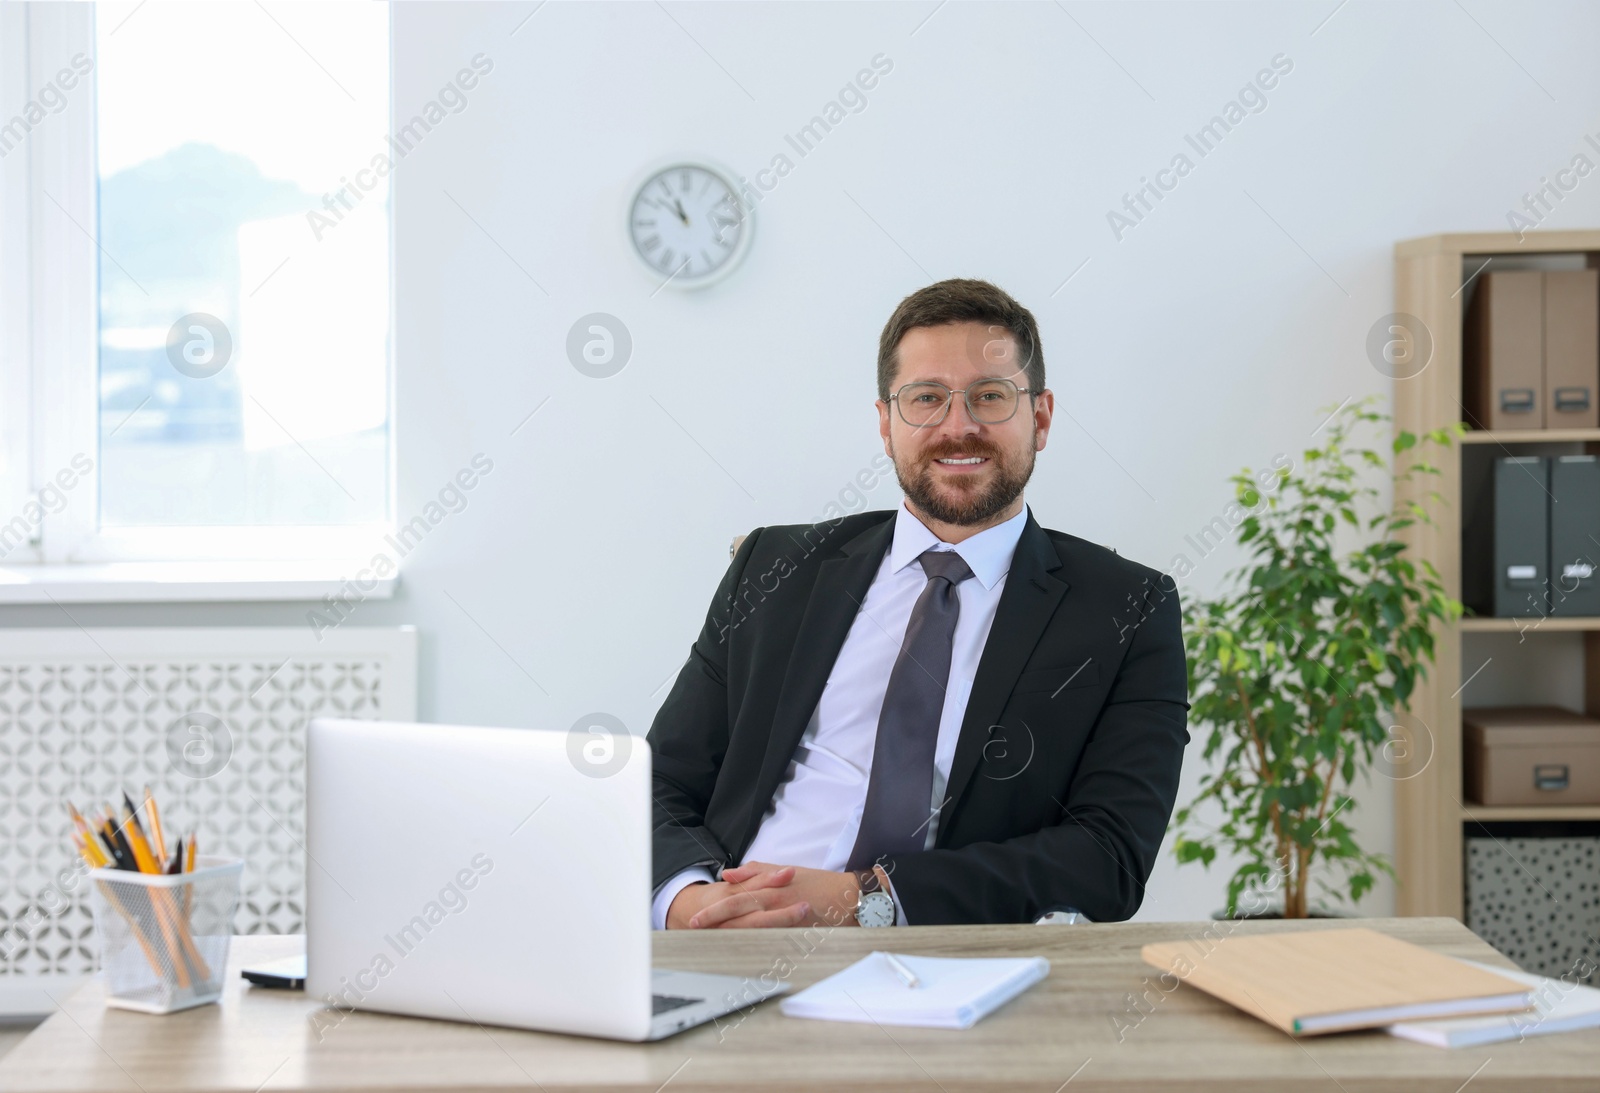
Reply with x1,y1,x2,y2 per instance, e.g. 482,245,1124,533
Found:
887,501,1029,591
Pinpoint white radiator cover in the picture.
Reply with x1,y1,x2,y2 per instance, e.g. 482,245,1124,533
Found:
0,626,417,1014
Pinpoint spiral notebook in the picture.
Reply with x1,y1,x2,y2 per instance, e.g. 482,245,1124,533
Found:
779,951,1049,1029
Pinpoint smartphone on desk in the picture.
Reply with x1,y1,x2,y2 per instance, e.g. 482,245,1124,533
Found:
242,954,306,990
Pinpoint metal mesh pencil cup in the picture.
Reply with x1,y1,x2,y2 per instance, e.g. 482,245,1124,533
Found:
88,857,243,1013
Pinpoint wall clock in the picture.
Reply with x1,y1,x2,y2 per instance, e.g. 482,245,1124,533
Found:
626,160,753,289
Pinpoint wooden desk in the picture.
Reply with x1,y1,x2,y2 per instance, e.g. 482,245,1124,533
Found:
3,918,1596,1092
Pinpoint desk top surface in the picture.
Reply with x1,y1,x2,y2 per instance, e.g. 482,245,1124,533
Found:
2,917,1596,1093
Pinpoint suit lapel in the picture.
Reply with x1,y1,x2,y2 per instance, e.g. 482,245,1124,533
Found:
744,515,894,846
939,511,1069,838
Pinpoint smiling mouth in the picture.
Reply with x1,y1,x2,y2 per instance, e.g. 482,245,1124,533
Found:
935,456,988,466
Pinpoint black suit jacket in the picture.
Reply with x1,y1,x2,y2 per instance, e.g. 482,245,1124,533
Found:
647,506,1190,924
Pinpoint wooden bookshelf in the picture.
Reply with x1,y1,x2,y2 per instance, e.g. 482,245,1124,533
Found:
1458,616,1600,632
1461,805,1600,822
1392,230,1600,918
1460,428,1600,444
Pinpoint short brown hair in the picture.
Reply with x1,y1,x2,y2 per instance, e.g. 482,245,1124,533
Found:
876,278,1045,402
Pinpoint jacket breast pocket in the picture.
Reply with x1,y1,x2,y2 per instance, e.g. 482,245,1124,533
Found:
1013,660,1100,695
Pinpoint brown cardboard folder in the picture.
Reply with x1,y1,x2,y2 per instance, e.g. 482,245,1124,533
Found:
1464,269,1544,430
1464,268,1600,432
1544,268,1600,429
1141,927,1533,1036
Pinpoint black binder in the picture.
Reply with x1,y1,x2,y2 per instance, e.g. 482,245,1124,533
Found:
1550,454,1600,616
1499,456,1551,617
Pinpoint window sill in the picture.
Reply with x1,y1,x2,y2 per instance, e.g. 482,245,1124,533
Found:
0,561,398,604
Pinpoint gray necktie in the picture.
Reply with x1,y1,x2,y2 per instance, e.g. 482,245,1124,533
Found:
847,548,975,872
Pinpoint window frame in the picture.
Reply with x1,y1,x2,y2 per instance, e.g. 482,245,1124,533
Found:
0,2,397,569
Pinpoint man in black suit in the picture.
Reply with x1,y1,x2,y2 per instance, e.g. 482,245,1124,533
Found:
648,278,1189,930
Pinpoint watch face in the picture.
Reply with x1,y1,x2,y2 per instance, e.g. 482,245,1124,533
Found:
856,891,895,928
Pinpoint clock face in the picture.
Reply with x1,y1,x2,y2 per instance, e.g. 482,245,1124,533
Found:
627,163,751,288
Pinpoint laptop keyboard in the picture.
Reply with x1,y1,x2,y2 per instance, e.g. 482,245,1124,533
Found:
652,993,703,1016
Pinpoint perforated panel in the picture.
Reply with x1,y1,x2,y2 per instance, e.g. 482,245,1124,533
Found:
0,628,416,987
1465,833,1600,979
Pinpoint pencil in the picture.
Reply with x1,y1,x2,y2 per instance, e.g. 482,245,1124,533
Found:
121,809,159,875
128,801,209,981
121,792,153,858
144,786,168,863
69,800,168,982
66,800,93,839
94,874,170,981
66,803,108,866
114,797,202,986
169,827,211,980
71,832,107,869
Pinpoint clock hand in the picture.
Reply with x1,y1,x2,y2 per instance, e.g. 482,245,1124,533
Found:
672,198,689,225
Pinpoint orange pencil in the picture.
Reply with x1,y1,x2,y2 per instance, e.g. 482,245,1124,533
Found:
92,873,170,981
182,832,197,921
122,796,207,986
71,832,106,869
69,802,169,981
173,828,211,979
121,812,159,874
143,786,168,863
66,803,104,863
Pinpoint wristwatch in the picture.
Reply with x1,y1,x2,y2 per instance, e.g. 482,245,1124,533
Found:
852,867,895,928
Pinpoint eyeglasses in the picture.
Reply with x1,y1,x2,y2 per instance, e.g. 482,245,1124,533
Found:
888,378,1036,428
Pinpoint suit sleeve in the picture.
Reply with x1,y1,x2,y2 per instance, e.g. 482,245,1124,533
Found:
645,528,764,889
882,572,1190,924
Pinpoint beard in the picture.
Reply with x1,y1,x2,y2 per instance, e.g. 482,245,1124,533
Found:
892,432,1036,526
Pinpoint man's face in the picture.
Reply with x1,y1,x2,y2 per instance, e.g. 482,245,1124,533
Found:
876,321,1053,527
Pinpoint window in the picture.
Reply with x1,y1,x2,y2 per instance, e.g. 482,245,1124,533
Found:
0,1,392,567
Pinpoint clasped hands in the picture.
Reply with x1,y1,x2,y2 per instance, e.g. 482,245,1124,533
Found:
666,861,862,929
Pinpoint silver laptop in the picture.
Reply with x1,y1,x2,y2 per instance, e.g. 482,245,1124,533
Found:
304,717,787,1040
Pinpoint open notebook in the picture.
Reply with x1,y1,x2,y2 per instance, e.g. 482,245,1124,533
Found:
780,951,1049,1029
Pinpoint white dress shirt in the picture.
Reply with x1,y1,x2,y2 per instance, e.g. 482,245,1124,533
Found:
651,501,1028,929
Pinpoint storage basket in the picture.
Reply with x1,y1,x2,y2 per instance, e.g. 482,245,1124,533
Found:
88,856,244,1013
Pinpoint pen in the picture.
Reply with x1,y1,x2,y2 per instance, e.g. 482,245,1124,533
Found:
884,952,920,989
109,822,139,872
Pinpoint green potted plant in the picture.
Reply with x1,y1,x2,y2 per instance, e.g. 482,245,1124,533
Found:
1173,396,1465,918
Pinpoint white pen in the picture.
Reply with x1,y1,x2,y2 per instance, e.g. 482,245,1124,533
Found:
884,952,920,989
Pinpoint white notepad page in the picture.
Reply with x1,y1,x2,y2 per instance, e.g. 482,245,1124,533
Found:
1386,960,1600,1048
779,951,1050,1029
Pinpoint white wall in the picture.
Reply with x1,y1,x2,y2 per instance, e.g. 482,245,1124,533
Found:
14,0,1600,920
